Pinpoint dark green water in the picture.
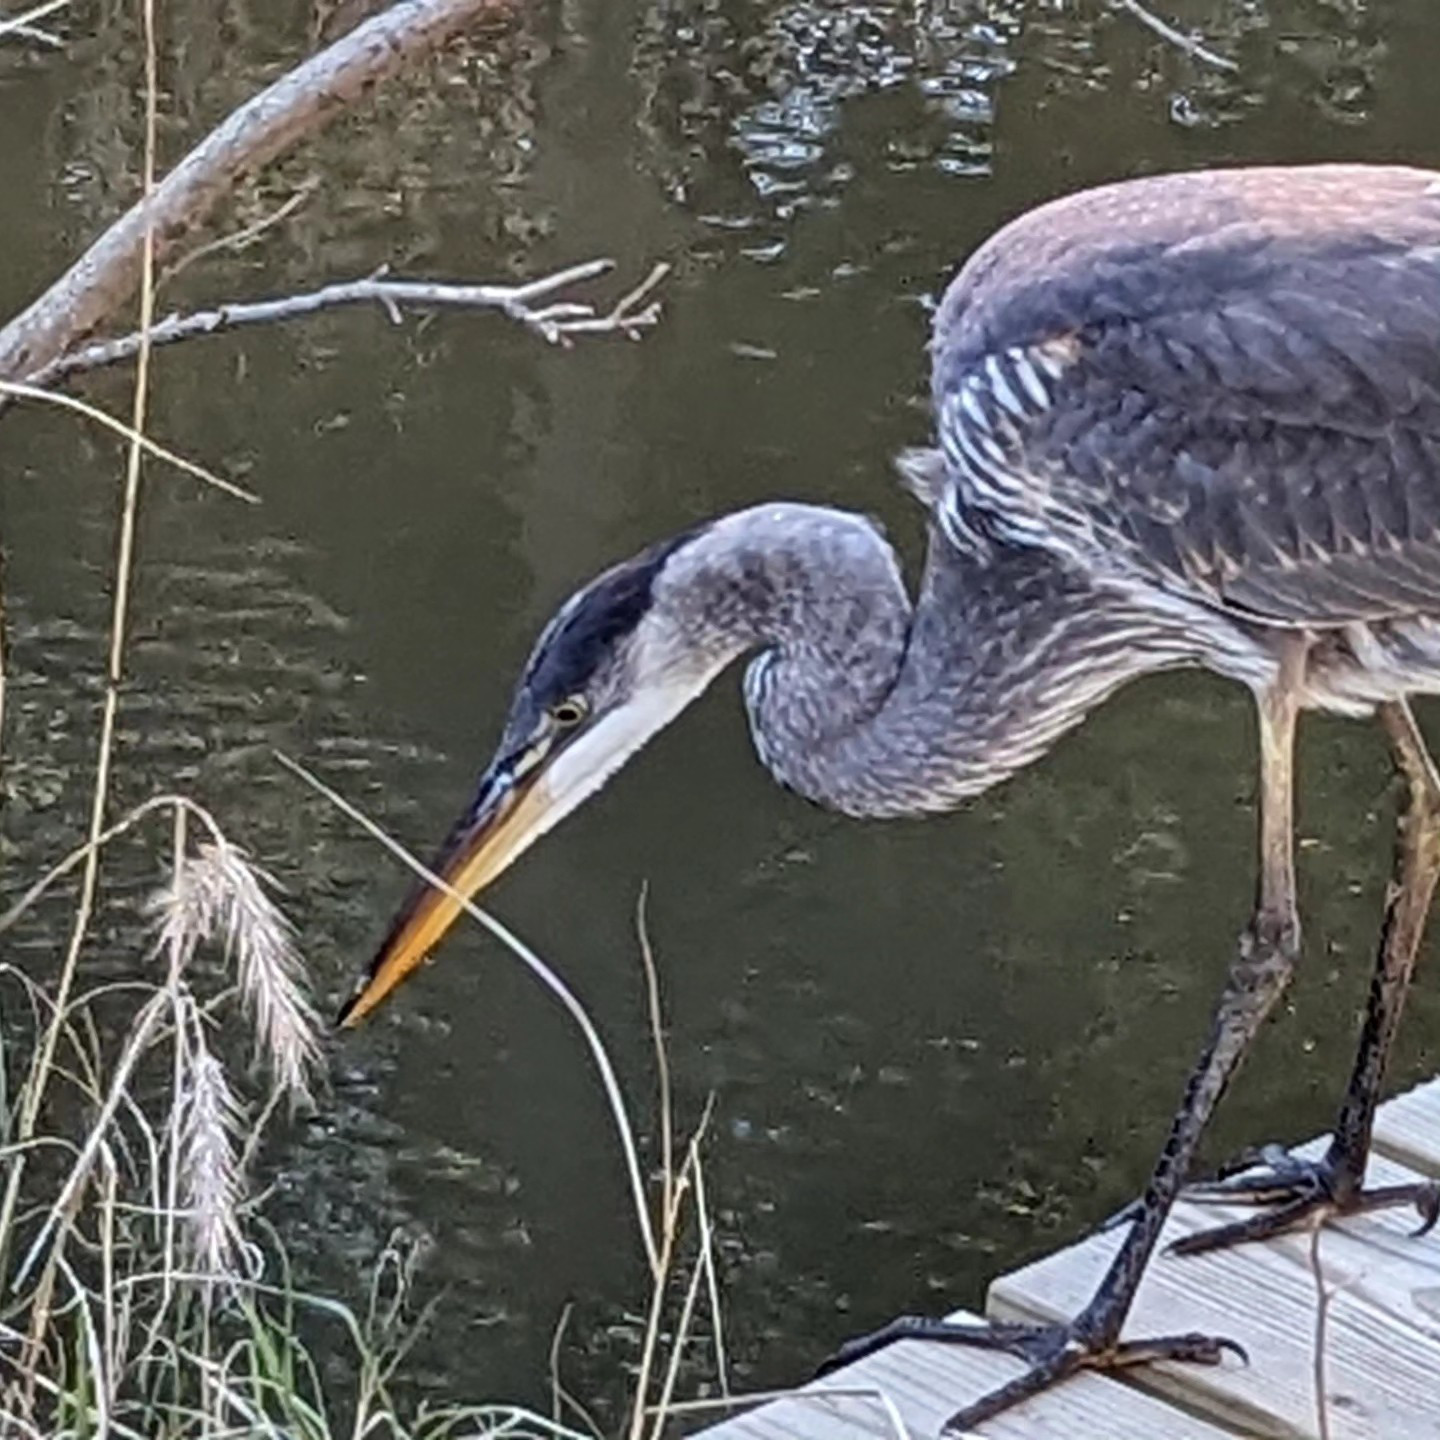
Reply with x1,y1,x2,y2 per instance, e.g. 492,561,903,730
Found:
2,0,1438,1425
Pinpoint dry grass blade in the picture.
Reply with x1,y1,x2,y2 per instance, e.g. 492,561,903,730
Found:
0,794,226,937
0,381,257,501
636,885,673,1224
273,749,660,1276
4,15,165,1277
12,993,167,1291
1309,1219,1334,1440
648,1136,714,1439
628,1099,713,1440
547,1303,605,1439
692,1149,729,1398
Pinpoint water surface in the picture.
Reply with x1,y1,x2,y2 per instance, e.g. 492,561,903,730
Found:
3,0,1439,1423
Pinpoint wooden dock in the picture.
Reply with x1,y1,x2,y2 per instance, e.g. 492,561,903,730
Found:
694,1078,1440,1439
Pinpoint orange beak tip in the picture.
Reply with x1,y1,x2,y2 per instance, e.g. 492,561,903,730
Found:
341,779,534,1029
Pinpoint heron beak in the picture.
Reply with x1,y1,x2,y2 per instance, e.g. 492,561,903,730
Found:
338,673,718,1029
336,757,554,1028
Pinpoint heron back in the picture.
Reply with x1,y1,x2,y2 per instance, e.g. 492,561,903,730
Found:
929,164,1440,632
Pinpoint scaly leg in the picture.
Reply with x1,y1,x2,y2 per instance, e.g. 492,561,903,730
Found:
821,668,1305,1433
1175,699,1440,1257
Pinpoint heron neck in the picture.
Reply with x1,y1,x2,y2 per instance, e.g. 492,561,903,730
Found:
664,503,1199,819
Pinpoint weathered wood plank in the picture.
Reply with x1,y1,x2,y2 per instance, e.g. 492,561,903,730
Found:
1372,1077,1440,1177
686,1310,1239,1439
694,1082,1440,1440
990,1144,1440,1439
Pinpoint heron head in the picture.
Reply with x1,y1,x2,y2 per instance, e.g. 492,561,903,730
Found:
337,526,725,1027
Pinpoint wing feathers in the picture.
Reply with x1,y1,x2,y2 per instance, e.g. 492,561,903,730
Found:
931,166,1440,628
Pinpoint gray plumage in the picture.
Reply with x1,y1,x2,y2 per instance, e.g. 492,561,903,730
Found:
930,164,1440,715
352,166,1440,1422
642,501,1207,817
485,168,1440,821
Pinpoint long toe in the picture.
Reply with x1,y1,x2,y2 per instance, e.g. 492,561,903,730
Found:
814,1314,1050,1377
1182,1147,1329,1207
1170,1193,1324,1258
1171,1160,1440,1258
938,1324,1243,1433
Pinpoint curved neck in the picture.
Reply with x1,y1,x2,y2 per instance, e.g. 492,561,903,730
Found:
660,504,1202,818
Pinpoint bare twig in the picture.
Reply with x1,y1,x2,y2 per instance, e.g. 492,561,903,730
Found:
0,0,68,45
541,261,671,344
24,259,670,389
0,0,510,383
1112,0,1238,72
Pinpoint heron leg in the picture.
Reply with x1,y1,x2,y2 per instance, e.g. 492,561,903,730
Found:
1174,699,1440,1258
820,675,1302,1433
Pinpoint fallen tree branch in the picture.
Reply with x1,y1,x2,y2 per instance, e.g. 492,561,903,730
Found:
1112,0,1238,73
0,0,511,385
24,259,672,389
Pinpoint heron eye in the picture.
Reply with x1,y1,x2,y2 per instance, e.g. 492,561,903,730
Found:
550,696,588,728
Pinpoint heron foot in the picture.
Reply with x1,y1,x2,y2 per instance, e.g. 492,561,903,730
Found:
815,1315,1244,1432
1170,1145,1440,1258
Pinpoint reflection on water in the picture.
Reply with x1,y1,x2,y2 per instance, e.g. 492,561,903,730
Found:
3,0,1440,1424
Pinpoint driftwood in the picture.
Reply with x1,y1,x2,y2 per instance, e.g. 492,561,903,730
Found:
0,0,511,384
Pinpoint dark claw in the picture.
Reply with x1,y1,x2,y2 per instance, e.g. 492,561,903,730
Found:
1218,1336,1251,1367
1410,1181,1440,1239
821,1312,1245,1433
1106,1330,1248,1370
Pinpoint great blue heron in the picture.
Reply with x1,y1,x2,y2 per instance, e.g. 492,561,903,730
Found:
339,165,1440,1431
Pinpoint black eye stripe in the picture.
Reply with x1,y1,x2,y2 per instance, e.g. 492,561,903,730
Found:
520,528,703,701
